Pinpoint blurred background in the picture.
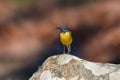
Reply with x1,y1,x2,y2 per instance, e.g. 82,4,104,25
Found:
0,0,120,80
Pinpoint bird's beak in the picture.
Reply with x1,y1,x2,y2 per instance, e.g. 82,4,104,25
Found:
56,27,60,29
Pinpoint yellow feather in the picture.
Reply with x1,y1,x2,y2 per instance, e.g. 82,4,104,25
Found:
60,32,72,46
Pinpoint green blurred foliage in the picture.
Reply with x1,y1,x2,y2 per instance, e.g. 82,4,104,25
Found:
9,0,95,7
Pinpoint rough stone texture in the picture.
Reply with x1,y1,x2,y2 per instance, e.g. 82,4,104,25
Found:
29,54,120,80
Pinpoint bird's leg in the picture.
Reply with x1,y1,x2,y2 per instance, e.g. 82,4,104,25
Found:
63,45,66,53
67,45,71,54
68,45,71,53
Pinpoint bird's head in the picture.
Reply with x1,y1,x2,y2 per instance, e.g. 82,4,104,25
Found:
57,26,69,33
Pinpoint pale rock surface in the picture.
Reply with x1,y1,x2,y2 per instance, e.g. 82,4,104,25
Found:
29,54,120,80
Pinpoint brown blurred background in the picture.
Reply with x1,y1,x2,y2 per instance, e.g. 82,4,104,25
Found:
0,0,120,80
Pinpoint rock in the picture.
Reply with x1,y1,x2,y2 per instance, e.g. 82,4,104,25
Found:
29,54,120,80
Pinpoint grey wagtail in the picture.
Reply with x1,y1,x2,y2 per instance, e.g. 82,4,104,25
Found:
57,26,72,53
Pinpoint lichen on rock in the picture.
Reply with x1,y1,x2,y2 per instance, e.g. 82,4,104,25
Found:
29,54,120,80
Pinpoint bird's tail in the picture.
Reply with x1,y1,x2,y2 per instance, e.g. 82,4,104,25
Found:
67,45,71,53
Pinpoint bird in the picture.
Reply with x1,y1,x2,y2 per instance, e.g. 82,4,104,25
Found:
57,26,72,53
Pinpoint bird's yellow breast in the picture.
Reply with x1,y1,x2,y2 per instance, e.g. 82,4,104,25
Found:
60,32,72,45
